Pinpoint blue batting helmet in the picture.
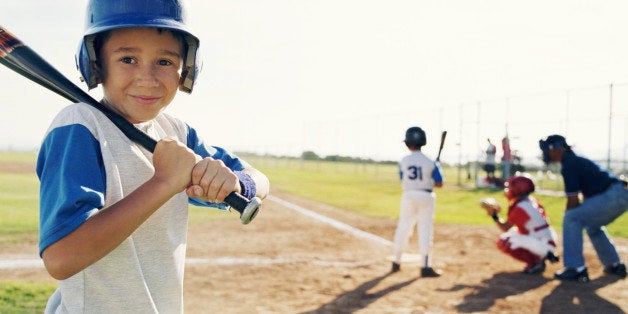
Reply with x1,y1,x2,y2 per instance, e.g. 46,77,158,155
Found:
404,126,426,147
76,0,201,93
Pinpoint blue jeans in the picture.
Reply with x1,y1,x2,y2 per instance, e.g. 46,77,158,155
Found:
501,162,511,180
562,182,628,268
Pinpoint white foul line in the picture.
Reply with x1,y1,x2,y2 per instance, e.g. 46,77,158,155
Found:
267,195,394,247
0,257,379,270
0,258,44,269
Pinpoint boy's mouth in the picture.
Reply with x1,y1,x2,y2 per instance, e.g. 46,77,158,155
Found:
131,95,160,105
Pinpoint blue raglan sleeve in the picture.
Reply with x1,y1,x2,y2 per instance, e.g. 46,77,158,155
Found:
432,161,444,184
185,125,251,209
36,124,106,256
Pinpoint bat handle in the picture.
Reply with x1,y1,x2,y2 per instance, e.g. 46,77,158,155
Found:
224,192,262,225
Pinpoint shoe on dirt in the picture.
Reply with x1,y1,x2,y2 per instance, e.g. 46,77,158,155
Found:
603,262,627,278
545,252,560,264
391,262,400,273
421,267,442,278
554,267,589,283
523,261,546,275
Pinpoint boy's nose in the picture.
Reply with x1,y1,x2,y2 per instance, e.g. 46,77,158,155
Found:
135,65,159,86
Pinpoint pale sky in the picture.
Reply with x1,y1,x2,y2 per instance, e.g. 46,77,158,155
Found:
1,0,627,167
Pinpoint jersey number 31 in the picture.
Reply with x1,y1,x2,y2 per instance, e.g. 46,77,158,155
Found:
407,166,423,180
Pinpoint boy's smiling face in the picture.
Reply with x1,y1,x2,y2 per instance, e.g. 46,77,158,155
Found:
99,27,184,124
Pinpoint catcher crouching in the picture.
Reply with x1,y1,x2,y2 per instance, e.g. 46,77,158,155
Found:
480,175,559,274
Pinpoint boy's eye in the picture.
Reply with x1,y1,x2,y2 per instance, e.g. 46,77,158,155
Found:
158,59,174,66
120,57,135,64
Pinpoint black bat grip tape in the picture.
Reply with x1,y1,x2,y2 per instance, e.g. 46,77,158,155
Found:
226,193,262,225
225,192,249,213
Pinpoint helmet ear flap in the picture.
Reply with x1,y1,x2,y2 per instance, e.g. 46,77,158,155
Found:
178,38,201,93
76,36,100,90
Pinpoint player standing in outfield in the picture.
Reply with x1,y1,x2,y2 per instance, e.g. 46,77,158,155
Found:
480,175,559,274
501,135,513,180
540,134,627,282
483,138,497,184
36,0,269,312
391,127,444,277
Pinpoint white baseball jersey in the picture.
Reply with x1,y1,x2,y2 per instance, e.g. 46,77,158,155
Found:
398,151,443,191
506,197,557,246
486,143,496,165
38,104,249,313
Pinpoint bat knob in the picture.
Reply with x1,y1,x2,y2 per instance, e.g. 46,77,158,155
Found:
239,197,262,225
224,192,262,224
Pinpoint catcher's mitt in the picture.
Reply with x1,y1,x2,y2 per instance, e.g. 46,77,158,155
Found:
479,197,501,215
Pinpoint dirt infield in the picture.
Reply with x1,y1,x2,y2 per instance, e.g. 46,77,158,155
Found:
2,188,627,313
183,189,628,313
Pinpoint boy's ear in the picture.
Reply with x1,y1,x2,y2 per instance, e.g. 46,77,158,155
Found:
91,61,102,84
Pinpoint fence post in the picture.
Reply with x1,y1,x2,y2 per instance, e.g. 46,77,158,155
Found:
608,83,614,170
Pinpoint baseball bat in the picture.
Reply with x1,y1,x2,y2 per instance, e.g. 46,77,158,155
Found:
436,130,447,162
0,25,260,224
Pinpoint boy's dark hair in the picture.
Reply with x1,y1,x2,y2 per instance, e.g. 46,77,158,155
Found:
93,28,188,74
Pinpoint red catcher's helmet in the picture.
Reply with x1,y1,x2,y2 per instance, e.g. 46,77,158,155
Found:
504,175,535,201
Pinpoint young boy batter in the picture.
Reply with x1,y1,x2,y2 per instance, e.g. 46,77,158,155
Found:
391,126,444,277
37,1,269,312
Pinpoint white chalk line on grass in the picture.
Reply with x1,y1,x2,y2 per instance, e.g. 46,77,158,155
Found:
0,258,44,270
187,257,377,268
0,257,378,270
267,195,394,247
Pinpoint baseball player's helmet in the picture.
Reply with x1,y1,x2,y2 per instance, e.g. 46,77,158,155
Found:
404,126,426,147
504,175,535,201
76,0,201,93
539,134,568,164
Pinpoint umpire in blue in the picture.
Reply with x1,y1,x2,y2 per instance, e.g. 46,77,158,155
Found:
540,134,627,282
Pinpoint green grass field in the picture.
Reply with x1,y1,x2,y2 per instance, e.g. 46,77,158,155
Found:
0,173,40,235
0,151,626,311
1,151,626,239
0,282,57,313
246,156,627,237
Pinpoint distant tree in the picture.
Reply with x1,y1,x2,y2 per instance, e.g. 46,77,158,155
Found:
324,155,341,162
301,151,320,160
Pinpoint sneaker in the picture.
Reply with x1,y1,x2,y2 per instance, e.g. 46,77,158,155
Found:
391,262,400,273
421,267,442,277
554,267,589,283
603,262,627,278
545,252,560,264
523,261,546,275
